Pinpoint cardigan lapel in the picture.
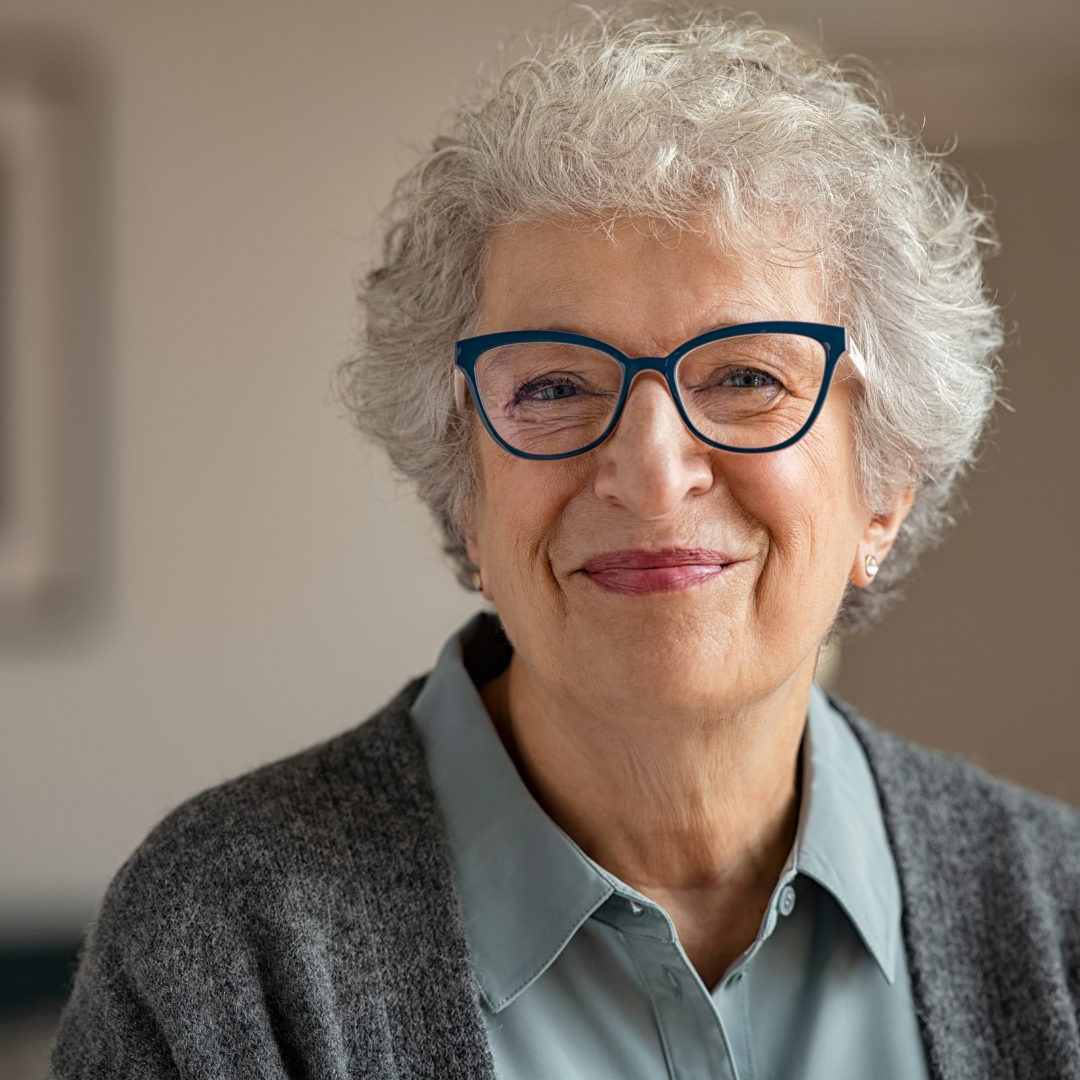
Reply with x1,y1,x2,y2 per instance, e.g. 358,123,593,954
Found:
326,683,498,1080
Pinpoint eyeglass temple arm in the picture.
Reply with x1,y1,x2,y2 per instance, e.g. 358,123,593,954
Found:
844,339,868,379
454,368,469,410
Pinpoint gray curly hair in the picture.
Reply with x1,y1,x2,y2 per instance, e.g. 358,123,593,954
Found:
341,5,1002,634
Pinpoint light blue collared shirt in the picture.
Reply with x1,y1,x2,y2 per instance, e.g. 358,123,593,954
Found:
412,615,928,1080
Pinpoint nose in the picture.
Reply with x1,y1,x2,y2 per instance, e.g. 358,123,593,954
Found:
593,373,715,519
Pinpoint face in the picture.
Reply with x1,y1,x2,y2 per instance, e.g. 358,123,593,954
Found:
466,218,907,722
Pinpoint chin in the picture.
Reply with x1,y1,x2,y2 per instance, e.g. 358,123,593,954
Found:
563,608,753,700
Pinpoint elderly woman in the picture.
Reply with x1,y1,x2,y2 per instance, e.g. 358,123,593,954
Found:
52,9,1080,1080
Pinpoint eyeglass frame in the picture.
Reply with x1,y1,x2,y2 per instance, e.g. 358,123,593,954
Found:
454,320,864,461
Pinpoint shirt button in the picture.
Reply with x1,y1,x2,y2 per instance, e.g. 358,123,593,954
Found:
779,884,797,917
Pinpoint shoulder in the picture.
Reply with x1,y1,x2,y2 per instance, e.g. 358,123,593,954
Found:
55,679,496,1076
88,677,439,979
833,694,1080,997
832,696,1080,880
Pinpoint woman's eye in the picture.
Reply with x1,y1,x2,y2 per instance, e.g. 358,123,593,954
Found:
535,383,579,400
722,368,776,389
514,378,582,403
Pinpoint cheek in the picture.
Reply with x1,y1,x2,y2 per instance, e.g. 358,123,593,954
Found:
721,416,865,577
470,436,589,580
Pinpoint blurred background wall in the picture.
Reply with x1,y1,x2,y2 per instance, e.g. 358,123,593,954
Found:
0,0,1077,1064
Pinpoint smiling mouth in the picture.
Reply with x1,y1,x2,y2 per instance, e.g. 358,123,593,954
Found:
579,549,734,595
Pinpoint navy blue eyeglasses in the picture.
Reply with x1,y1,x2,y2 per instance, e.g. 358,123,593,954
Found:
454,321,862,461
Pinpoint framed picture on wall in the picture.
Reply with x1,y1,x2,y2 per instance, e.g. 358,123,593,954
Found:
0,35,104,636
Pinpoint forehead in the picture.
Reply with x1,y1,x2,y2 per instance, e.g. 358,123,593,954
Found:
477,217,828,352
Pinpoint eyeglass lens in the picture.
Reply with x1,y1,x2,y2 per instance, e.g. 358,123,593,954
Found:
472,333,828,455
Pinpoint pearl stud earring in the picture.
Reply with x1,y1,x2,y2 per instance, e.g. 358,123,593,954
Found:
472,569,484,592
864,554,879,579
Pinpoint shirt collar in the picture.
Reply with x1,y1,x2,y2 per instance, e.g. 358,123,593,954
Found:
412,615,902,1009
795,683,903,983
411,615,612,1011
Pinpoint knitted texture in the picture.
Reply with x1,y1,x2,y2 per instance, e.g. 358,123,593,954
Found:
50,686,1080,1079
50,680,496,1080
841,702,1080,1080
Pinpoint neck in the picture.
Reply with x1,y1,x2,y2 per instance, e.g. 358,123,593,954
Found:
479,653,814,988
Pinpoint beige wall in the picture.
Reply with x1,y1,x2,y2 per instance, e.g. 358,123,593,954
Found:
0,0,533,935
836,143,1080,803
1,0,1077,938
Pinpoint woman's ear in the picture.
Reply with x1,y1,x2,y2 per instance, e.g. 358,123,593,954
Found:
465,517,481,569
850,488,916,587
464,512,494,600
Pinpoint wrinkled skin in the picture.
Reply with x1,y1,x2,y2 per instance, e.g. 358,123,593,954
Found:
466,219,913,987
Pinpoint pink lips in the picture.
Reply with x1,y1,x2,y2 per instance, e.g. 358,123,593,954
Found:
580,549,733,594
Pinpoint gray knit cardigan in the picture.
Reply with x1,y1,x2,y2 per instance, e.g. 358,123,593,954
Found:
50,682,1080,1080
